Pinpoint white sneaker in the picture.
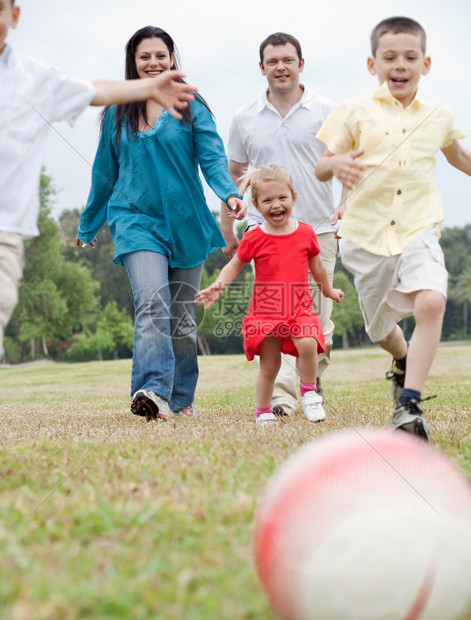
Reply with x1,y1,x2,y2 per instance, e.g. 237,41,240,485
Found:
301,391,326,422
256,412,278,426
131,390,171,420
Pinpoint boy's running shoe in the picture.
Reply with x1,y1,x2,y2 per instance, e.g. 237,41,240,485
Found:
390,398,430,440
131,390,171,420
385,358,406,404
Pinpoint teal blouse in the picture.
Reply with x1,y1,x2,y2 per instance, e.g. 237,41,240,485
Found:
78,98,237,268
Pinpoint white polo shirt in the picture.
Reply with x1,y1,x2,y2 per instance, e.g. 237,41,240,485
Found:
227,86,337,234
0,45,96,238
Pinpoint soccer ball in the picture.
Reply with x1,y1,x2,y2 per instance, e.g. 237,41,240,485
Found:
254,428,471,620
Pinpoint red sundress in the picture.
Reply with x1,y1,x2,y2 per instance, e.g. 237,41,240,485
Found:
236,222,326,361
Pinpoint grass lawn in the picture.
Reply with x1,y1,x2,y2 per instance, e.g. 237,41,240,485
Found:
1,342,470,619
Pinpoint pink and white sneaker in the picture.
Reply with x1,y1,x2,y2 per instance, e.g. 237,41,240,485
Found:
174,404,197,418
256,412,278,426
301,391,326,422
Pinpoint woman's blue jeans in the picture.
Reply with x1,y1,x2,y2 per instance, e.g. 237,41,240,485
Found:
122,251,203,412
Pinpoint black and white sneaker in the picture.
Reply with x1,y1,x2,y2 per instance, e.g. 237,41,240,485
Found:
385,358,406,404
390,398,430,440
273,405,289,416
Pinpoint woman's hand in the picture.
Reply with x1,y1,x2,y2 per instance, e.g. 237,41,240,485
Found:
75,236,97,248
227,197,247,220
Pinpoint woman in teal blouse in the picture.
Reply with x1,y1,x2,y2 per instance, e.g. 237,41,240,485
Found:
77,26,246,420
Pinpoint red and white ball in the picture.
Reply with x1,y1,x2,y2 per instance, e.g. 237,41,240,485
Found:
254,428,471,620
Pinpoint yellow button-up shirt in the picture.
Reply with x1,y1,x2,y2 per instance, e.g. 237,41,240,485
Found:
316,82,466,256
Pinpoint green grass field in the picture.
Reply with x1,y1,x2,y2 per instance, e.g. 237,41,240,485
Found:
1,343,470,619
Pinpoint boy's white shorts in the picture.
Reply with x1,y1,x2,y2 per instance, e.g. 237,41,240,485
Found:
0,232,24,357
340,224,447,343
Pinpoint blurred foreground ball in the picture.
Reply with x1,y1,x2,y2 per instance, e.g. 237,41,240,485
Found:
254,428,471,620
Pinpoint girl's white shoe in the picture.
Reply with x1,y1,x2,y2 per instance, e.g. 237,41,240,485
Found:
256,412,278,426
301,391,326,422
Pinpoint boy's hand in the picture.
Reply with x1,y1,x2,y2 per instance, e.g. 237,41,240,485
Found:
331,150,366,190
150,71,197,119
332,184,349,228
227,196,247,220
331,203,346,226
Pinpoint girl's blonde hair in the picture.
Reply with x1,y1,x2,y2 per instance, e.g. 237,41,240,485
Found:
238,164,295,203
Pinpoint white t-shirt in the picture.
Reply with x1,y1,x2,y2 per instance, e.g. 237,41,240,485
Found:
0,45,96,238
227,86,337,234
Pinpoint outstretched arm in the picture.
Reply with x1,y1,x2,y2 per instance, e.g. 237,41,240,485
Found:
195,255,246,308
309,254,344,303
315,149,366,190
91,70,197,119
441,140,471,176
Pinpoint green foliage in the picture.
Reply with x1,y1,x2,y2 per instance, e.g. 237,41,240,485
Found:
452,259,471,304
448,257,471,339
6,171,99,361
2,337,22,364
331,270,365,348
100,302,134,350
63,333,97,363
60,209,133,312
197,264,253,354
66,302,134,362
441,225,471,276
441,226,471,340
55,261,101,332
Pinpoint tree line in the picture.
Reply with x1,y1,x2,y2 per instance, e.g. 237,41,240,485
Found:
3,172,471,363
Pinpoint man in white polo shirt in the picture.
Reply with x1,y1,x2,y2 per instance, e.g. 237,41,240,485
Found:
220,32,338,416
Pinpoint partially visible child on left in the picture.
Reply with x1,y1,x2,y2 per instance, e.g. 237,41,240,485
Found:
195,164,344,426
0,0,196,360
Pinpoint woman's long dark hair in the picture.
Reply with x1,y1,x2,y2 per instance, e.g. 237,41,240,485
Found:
101,26,211,150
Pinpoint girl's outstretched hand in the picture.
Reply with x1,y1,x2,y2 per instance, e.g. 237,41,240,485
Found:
195,282,225,309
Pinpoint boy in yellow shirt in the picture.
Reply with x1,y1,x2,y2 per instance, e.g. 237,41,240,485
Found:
315,16,471,440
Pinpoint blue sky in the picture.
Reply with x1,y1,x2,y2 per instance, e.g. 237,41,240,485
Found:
9,0,471,228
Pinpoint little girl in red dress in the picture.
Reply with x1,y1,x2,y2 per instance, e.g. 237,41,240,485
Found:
196,164,343,426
